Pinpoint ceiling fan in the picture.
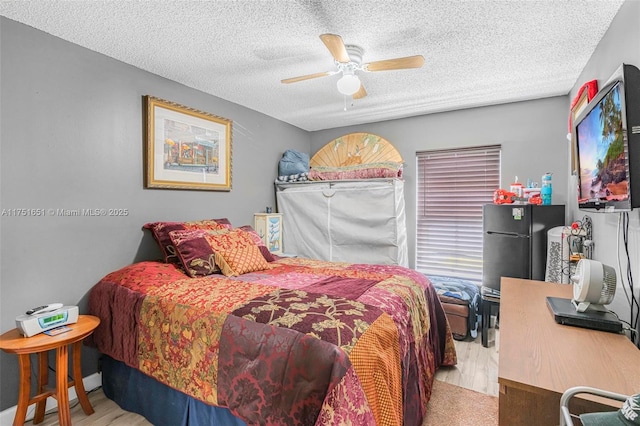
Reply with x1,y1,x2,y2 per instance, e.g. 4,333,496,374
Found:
281,33,425,99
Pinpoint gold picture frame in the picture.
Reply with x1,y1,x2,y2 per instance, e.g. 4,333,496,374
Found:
144,96,232,191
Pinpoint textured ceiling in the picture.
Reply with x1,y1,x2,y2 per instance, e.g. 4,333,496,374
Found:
0,0,625,131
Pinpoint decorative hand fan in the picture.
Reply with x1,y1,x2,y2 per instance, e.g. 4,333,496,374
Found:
310,133,403,168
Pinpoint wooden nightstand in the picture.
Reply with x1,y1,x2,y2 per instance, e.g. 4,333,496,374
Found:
0,315,100,426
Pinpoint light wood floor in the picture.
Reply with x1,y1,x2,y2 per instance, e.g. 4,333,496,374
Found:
435,327,500,397
34,329,499,425
33,389,151,426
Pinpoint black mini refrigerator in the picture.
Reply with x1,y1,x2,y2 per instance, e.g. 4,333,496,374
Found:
482,204,565,291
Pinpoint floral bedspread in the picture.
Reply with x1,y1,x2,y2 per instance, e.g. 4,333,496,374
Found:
88,258,456,426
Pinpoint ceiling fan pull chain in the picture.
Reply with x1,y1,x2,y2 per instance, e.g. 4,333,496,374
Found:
343,95,347,111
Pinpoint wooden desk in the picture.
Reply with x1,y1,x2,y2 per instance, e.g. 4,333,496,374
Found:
0,315,100,426
498,278,640,425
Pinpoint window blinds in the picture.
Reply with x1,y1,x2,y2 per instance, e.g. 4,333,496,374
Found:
416,145,501,283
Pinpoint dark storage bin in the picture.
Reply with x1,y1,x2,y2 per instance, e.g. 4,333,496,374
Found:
427,275,480,340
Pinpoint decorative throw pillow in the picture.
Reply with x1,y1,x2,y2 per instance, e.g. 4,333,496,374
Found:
170,228,256,277
308,162,403,181
215,245,274,277
237,225,277,262
143,218,232,263
167,229,228,276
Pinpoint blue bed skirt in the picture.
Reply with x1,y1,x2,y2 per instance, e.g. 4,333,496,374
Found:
101,355,246,426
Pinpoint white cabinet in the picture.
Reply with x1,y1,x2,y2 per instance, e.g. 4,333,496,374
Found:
254,213,283,254
275,179,408,266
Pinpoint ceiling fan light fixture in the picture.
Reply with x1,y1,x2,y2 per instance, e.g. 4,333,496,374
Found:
337,73,361,95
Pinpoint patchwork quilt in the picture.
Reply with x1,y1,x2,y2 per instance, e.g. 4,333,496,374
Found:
88,257,456,425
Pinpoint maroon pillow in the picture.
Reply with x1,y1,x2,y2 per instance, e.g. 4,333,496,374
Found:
238,225,277,262
143,218,232,263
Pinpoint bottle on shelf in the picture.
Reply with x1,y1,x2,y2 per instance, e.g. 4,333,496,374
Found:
510,176,524,199
541,173,552,205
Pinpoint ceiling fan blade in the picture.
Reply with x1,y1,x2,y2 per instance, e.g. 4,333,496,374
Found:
353,84,367,99
364,55,425,72
320,33,350,63
281,71,333,84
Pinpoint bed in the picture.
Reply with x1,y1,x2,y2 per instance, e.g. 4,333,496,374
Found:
87,134,455,425
87,220,457,426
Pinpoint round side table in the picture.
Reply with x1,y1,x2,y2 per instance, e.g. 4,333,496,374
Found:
0,314,100,426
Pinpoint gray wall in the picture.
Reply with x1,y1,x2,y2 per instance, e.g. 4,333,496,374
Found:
567,0,640,322
310,96,571,269
0,17,310,410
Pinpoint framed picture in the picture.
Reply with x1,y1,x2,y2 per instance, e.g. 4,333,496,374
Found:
144,96,232,191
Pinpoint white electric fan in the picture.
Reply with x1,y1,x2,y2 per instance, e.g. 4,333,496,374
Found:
570,259,617,313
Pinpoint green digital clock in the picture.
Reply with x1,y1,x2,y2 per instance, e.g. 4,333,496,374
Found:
40,312,66,325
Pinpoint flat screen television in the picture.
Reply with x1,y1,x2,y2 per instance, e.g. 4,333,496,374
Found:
574,64,640,212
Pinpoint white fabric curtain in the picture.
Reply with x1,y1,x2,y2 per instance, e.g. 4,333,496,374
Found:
416,145,501,283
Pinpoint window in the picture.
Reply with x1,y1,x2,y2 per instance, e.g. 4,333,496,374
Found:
416,145,501,283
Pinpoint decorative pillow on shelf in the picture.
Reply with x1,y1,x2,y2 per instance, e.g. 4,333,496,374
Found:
143,218,232,264
215,245,274,277
237,225,277,262
307,161,403,181
169,228,257,277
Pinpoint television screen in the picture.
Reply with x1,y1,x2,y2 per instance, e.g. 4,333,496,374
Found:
575,81,630,210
